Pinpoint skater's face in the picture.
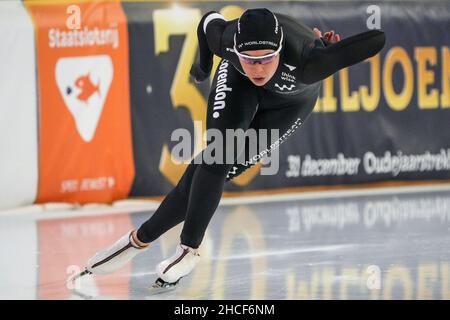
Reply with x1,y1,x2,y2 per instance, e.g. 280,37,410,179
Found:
238,49,280,86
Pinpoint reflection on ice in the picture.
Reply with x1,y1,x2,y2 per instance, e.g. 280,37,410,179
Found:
0,188,449,299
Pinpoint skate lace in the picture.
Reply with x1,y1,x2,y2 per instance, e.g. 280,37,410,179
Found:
91,242,132,269
162,246,196,274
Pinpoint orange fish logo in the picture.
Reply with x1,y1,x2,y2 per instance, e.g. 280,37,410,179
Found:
71,73,100,103
56,55,113,142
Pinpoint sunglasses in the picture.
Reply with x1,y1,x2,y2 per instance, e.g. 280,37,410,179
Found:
233,27,283,65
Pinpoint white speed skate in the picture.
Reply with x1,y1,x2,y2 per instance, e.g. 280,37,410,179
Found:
72,230,149,282
149,244,200,295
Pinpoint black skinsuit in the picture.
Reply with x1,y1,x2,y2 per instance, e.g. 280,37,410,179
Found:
137,11,386,248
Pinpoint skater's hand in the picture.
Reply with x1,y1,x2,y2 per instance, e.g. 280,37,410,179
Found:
190,63,211,83
313,27,341,43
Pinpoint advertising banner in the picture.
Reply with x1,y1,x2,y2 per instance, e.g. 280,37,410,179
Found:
1,1,447,206
123,1,450,196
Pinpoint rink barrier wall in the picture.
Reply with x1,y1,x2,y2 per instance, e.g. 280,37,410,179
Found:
0,1,38,210
0,0,448,209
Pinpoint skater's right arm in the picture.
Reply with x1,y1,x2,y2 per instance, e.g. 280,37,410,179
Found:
190,11,227,83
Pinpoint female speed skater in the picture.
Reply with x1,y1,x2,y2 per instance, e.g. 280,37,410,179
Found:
74,8,385,293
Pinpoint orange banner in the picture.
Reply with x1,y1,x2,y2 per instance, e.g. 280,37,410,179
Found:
27,1,134,204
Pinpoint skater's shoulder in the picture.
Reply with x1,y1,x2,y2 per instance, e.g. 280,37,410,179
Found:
276,13,316,41
274,13,317,66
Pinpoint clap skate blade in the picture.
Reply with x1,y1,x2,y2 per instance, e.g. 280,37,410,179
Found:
148,277,181,295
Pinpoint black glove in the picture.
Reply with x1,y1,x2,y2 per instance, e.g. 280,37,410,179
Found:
190,62,211,83
190,11,219,84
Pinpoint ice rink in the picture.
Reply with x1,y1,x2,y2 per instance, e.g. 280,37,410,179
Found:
1,185,449,300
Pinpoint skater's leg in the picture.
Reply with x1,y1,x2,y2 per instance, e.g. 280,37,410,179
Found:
80,159,200,276
179,163,232,248
136,161,199,243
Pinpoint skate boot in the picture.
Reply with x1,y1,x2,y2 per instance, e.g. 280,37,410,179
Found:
72,230,149,282
149,244,200,294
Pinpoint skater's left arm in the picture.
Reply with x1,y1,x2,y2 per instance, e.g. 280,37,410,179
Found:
190,11,228,83
300,29,386,84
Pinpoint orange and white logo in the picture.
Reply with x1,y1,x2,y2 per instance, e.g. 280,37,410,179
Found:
27,1,134,204
55,55,113,142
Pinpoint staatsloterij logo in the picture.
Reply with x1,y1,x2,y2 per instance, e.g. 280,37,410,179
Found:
55,55,113,142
